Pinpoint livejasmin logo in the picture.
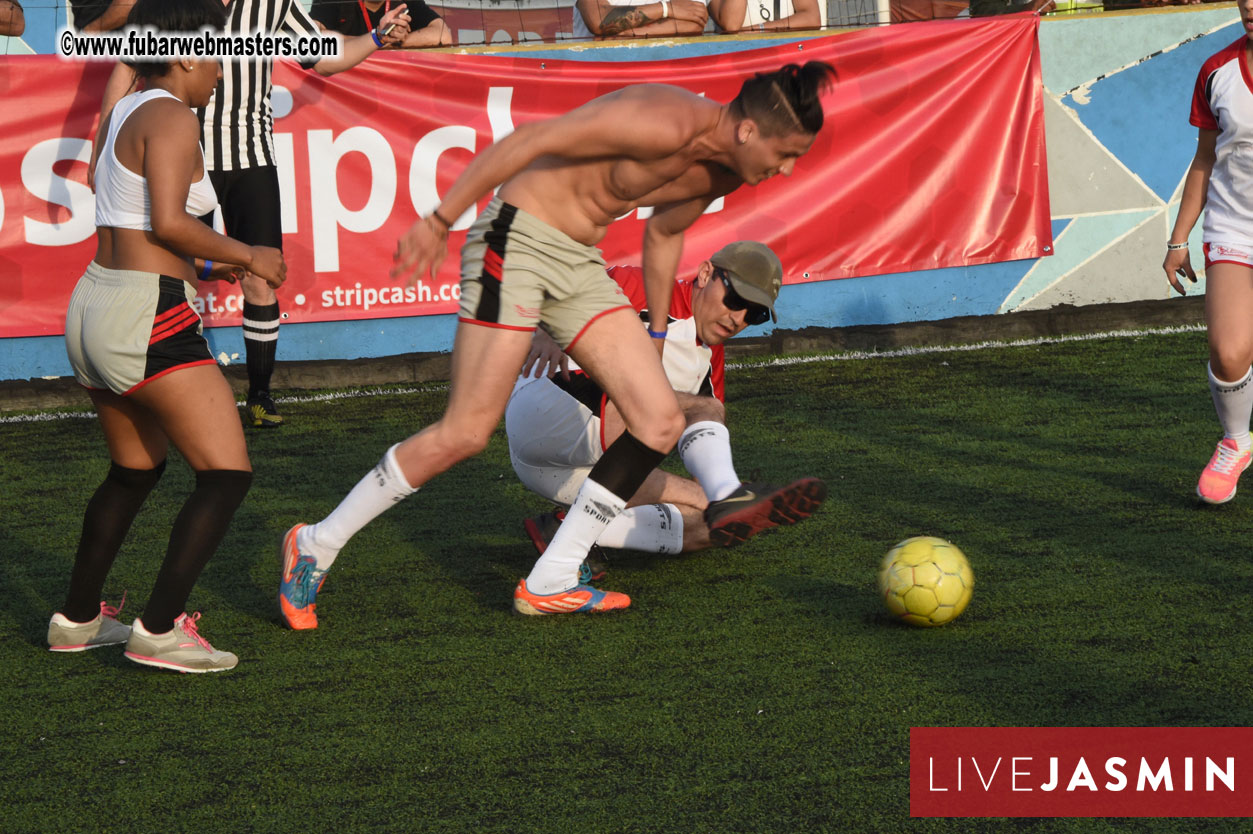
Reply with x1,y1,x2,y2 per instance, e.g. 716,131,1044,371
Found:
910,727,1253,818
928,754,1235,793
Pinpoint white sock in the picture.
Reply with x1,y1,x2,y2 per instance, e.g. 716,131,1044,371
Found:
596,503,685,554
526,478,625,594
300,444,417,570
1209,363,1253,451
678,421,741,502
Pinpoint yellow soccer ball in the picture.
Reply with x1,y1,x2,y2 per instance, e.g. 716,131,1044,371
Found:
878,536,974,627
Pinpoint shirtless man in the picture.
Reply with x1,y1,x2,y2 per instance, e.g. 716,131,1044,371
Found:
279,61,835,626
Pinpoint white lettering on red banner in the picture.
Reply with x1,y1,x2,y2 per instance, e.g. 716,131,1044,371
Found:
0,18,1050,338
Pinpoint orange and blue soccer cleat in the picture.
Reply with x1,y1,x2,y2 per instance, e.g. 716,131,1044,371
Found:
512,579,630,616
279,524,327,630
1197,438,1252,504
704,477,828,548
523,509,608,581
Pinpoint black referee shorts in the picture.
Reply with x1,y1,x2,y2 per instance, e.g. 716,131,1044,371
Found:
200,165,283,250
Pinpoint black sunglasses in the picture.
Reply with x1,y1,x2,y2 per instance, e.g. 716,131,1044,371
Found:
715,269,771,326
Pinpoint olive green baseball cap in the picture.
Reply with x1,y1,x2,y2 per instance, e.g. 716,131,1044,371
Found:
709,241,783,323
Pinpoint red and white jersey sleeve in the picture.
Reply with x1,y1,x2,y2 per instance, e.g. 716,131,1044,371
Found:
1191,38,1253,246
607,266,723,402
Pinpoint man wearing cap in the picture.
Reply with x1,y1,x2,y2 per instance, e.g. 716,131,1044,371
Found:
505,241,826,563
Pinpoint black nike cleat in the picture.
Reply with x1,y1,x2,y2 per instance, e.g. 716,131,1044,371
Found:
704,477,828,548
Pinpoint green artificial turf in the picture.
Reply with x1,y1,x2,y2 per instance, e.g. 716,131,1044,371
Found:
2,329,1252,833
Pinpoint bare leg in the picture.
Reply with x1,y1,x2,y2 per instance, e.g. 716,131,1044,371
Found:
567,309,684,452
127,364,251,471
302,321,535,564
392,322,535,485
1197,263,1253,503
1206,262,1253,381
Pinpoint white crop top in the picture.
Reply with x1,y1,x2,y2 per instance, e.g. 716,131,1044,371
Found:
95,89,218,231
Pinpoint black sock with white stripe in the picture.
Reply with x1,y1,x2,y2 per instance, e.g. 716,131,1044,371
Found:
243,301,279,398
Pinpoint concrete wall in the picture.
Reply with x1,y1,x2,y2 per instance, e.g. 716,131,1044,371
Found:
0,6,1236,384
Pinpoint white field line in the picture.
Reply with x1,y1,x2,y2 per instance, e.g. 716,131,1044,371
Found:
0,383,451,424
1,323,1205,424
723,323,1205,370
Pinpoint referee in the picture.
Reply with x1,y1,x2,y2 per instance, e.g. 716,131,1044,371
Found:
90,0,414,427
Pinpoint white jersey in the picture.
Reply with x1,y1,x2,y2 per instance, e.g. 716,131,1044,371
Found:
1191,37,1253,247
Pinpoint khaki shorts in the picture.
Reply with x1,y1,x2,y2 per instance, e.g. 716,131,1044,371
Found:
64,262,215,395
458,198,631,349
505,375,605,505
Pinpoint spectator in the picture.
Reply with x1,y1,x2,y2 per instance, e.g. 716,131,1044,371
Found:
969,0,1053,14
311,0,450,48
70,0,135,32
0,0,23,36
888,0,966,22
711,0,820,32
1102,0,1199,9
573,0,709,39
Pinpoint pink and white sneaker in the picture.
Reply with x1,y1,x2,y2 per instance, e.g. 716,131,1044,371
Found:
1197,438,1252,505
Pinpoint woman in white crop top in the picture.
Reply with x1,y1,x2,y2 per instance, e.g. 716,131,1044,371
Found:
1166,15,1253,507
52,0,285,673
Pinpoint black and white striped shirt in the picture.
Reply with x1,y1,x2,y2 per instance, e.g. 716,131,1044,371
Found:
199,0,322,172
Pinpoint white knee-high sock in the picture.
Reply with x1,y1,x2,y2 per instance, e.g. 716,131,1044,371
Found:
1209,363,1253,451
526,478,625,594
595,503,685,554
678,421,740,501
299,444,417,570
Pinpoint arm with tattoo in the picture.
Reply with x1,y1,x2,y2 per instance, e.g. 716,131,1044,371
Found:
599,4,658,34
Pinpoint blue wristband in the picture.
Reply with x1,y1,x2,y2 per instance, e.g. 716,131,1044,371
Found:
370,28,383,47
647,328,667,339
200,260,213,280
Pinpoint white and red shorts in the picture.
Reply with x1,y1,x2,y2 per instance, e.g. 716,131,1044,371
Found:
1204,241,1253,270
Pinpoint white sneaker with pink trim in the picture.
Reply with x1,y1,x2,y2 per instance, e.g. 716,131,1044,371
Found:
124,612,238,673
47,597,130,652
1197,437,1252,505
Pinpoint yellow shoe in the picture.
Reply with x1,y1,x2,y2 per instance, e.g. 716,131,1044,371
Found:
246,392,284,428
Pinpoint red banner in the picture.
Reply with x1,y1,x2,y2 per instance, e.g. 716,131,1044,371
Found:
912,727,1253,817
0,16,1049,339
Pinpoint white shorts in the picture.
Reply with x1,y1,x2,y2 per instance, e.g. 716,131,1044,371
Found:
504,375,605,505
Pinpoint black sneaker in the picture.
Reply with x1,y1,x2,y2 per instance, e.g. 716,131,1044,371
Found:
523,509,608,580
246,391,284,428
704,477,827,548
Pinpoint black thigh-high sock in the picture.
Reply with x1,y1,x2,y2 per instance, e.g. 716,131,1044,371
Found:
141,469,252,633
63,460,166,622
